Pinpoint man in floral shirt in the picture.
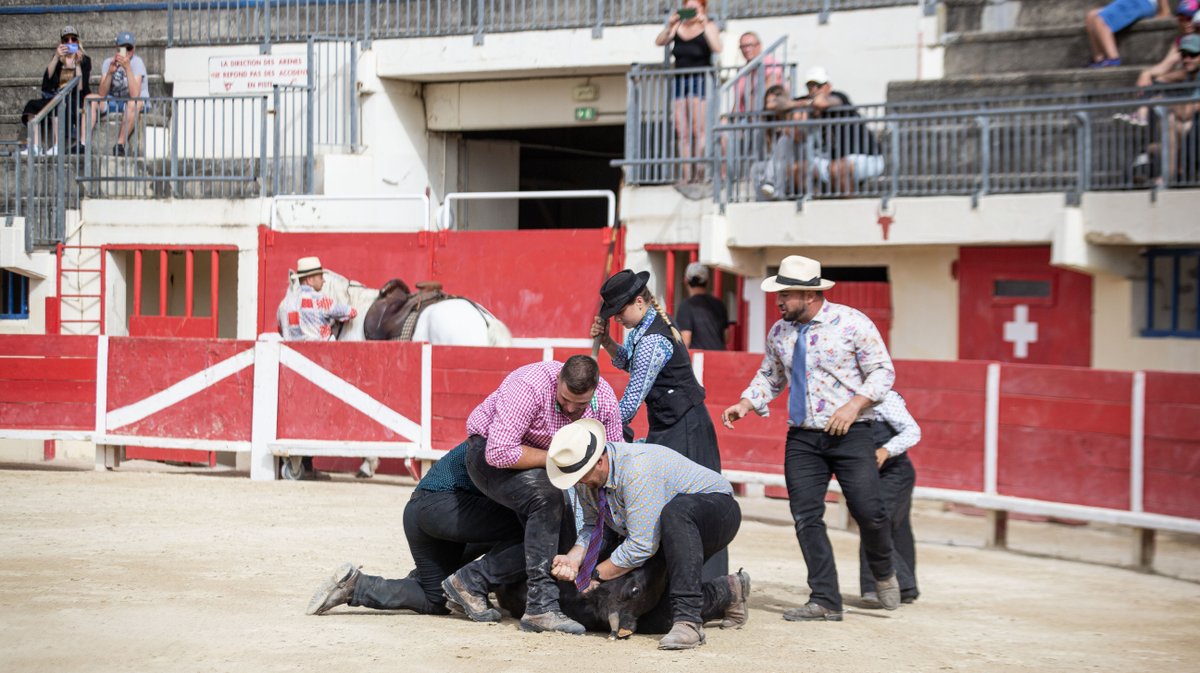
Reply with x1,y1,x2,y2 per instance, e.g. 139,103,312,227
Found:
722,254,900,621
277,256,356,341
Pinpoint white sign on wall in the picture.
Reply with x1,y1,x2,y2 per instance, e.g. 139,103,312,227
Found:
208,55,308,94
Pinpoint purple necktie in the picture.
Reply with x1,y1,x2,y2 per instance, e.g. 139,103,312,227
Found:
575,488,610,592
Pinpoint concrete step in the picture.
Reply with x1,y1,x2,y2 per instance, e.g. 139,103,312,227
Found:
888,67,1142,104
0,74,172,142
0,43,166,84
0,9,167,59
945,0,1170,34
943,18,1177,75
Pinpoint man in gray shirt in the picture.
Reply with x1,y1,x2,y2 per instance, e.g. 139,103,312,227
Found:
83,30,148,156
546,419,746,650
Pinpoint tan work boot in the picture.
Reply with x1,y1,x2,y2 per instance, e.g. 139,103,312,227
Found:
658,621,706,650
875,573,901,610
720,568,751,629
782,602,843,622
441,572,501,622
519,610,586,634
306,562,361,616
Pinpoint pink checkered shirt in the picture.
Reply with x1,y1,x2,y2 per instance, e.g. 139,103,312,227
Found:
466,360,623,469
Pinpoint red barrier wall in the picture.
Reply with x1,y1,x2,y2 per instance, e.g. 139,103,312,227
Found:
896,360,989,492
279,341,422,442
107,337,254,442
1143,372,1200,519
258,227,614,339
0,335,95,430
997,364,1132,509
430,346,545,450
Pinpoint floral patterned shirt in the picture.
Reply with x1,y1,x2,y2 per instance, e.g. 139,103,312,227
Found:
278,285,355,341
740,299,895,429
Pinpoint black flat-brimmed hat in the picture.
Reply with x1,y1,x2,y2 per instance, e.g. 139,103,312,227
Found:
599,269,650,319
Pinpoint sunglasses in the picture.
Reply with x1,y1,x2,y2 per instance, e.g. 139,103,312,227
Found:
1183,51,1200,57
739,42,759,49
119,44,134,50
61,36,78,43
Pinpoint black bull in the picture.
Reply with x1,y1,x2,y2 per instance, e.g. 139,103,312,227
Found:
492,555,669,638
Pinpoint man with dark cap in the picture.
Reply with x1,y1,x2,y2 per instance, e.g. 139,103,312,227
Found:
675,262,729,350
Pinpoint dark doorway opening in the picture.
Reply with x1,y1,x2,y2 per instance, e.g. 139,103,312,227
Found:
461,125,624,230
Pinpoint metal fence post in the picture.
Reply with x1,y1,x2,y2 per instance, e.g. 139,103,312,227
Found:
888,120,900,199
1155,105,1170,189
593,0,605,38
474,0,486,45
1074,111,1091,199
819,0,831,24
306,44,316,194
976,115,990,205
259,96,269,196
167,0,174,48
272,86,281,196
363,0,374,47
55,104,67,244
170,97,180,197
261,0,272,54
350,39,360,149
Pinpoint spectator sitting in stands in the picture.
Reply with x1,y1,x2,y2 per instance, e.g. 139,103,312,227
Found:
82,31,148,157
655,0,723,185
1085,0,1172,67
1116,0,1199,126
1152,34,1200,179
720,32,785,182
754,84,807,199
21,26,91,156
790,67,884,197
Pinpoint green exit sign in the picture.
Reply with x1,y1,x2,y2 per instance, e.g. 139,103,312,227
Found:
575,106,597,122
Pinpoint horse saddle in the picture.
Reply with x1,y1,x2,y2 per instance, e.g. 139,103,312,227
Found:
395,281,452,341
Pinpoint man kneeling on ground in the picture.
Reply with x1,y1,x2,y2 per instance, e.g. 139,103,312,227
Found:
546,419,747,650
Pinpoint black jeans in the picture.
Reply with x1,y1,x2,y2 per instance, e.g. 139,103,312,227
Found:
859,453,918,598
659,492,742,624
465,434,567,614
784,424,894,612
350,488,524,614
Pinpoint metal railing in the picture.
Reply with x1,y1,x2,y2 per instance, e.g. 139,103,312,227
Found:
167,0,923,48
21,77,85,252
308,37,360,151
706,97,1200,206
0,142,20,224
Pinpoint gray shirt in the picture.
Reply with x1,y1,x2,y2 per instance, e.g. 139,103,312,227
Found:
573,441,732,569
100,54,148,99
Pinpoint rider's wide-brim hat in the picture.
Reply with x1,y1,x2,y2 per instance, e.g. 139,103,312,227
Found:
547,419,607,489
296,256,324,279
760,255,836,293
599,269,650,319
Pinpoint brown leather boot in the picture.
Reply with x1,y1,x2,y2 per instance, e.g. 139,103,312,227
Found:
306,563,360,616
782,602,844,622
720,568,751,629
876,573,901,610
441,572,501,622
658,621,706,650
519,610,586,634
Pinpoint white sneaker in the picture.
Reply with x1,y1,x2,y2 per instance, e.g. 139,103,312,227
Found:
44,145,58,156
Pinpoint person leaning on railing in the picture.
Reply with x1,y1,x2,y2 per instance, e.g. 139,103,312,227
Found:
20,25,91,156
81,30,148,157
655,0,722,184
1114,0,1199,127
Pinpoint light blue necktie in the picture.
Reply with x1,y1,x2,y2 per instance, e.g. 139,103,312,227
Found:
788,323,811,426
575,488,610,592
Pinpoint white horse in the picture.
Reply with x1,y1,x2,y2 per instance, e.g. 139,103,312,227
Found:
276,269,512,479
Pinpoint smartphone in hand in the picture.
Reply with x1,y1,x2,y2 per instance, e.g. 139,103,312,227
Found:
118,46,127,58
66,43,79,55
677,7,696,19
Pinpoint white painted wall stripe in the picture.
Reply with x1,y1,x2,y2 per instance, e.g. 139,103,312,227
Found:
984,362,1001,496
106,348,256,431
94,336,109,436
278,345,422,442
1131,371,1146,513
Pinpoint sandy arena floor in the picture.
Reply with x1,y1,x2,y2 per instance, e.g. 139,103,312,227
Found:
1,460,1197,673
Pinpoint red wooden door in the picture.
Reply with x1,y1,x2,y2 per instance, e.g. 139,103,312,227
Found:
124,247,227,465
958,246,1092,366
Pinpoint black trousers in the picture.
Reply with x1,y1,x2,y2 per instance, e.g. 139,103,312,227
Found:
647,403,728,580
659,492,742,624
784,424,894,612
858,452,918,598
465,434,567,614
350,488,524,614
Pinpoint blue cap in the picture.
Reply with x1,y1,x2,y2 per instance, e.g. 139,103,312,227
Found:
115,31,135,46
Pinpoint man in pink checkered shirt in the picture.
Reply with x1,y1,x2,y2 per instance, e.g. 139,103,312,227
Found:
441,355,622,634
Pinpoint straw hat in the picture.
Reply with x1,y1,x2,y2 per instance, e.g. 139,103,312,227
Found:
760,255,836,292
546,419,607,489
296,256,324,279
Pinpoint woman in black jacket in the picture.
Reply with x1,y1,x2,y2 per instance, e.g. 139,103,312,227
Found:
22,26,92,154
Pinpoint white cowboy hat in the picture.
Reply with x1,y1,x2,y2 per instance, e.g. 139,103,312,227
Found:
760,255,836,293
296,256,323,279
547,418,607,489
